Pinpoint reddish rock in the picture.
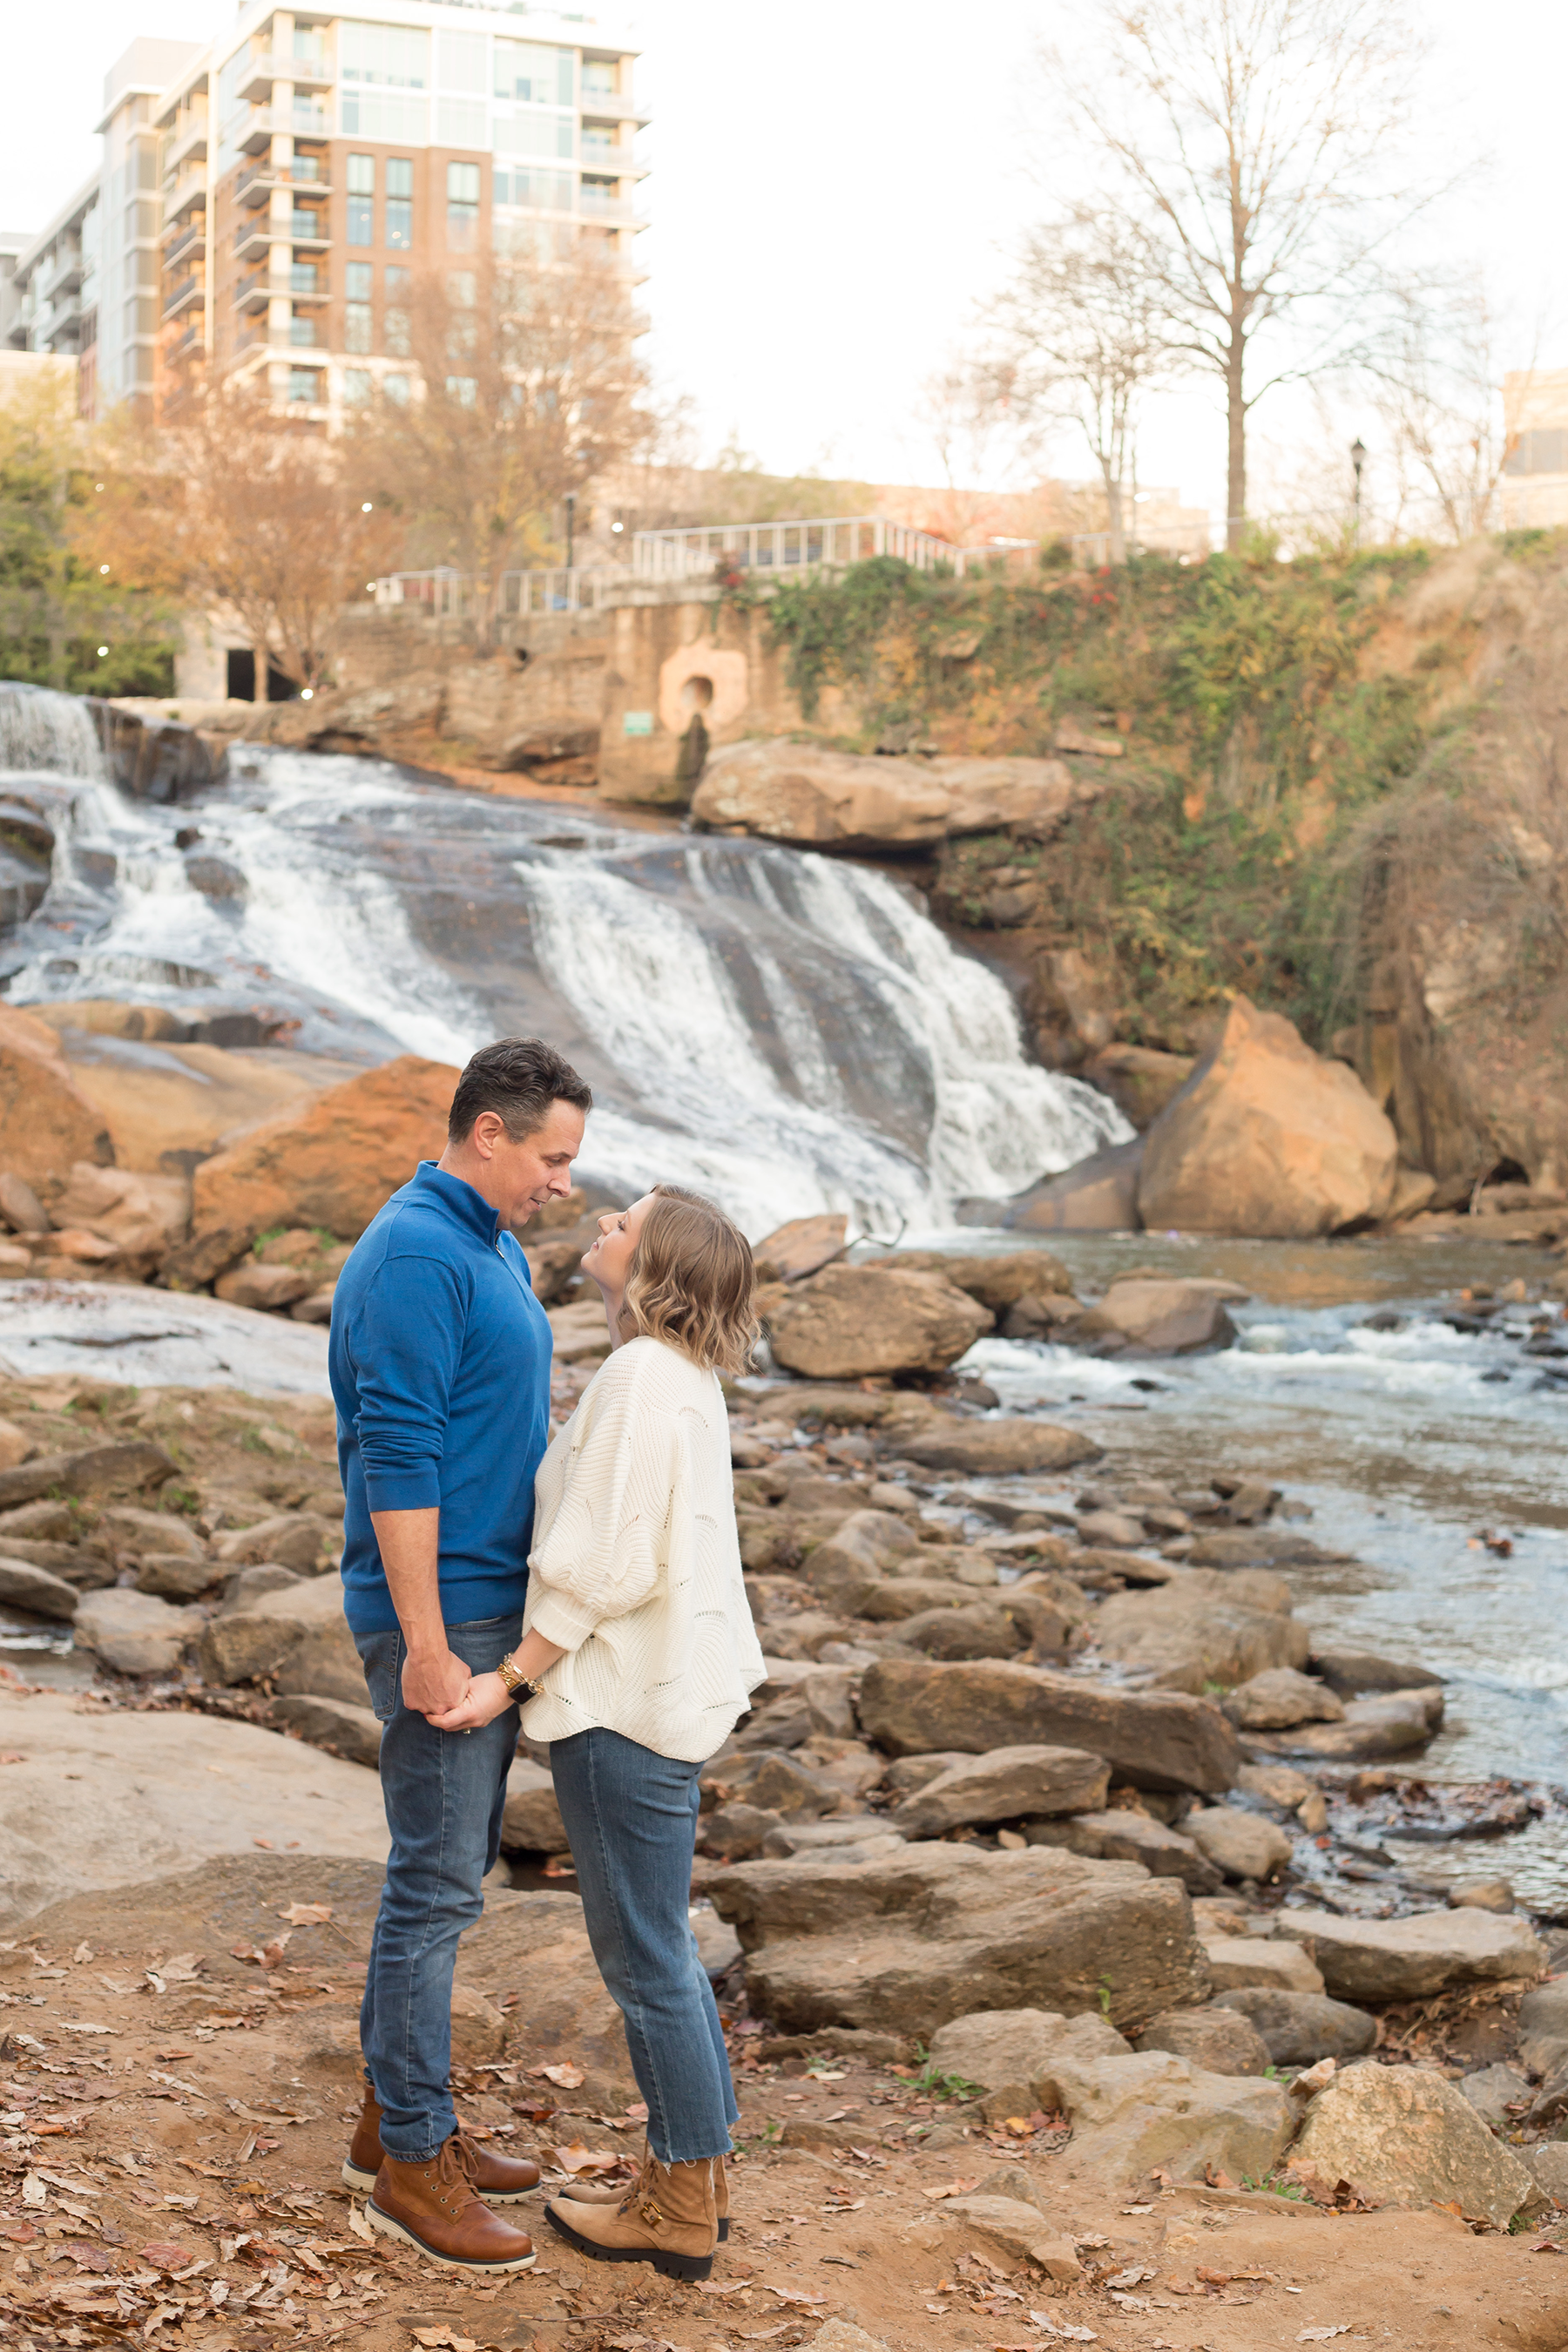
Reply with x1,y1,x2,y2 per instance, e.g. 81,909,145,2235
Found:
0,1006,113,1189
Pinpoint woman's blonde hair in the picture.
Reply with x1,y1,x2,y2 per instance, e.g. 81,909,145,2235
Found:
620,1183,758,1375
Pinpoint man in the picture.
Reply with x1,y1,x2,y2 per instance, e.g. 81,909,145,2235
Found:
330,1036,591,2272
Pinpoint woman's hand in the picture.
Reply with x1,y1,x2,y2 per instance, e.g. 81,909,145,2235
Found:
428,1671,515,1733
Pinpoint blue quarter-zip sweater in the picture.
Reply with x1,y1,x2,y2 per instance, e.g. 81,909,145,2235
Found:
330,1160,552,1638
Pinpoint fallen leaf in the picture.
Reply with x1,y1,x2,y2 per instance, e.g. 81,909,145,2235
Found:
925,2178,982,2200
21,2175,45,2208
348,2205,374,2244
763,2287,826,2306
1028,2321,1098,2345
139,2243,193,2273
253,1837,274,1849
550,2143,620,2175
410,2331,476,2350
280,1903,333,1926
530,2061,585,2090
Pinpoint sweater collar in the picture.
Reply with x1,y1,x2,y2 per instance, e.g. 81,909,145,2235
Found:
410,1159,504,1247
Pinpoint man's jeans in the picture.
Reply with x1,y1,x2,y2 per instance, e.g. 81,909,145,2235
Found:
551,1727,738,2166
355,1612,521,2160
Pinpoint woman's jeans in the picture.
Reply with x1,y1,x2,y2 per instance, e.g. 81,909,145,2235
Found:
551,1727,738,2166
355,1612,521,2161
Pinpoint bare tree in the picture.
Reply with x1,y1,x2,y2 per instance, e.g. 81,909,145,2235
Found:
908,363,1044,547
355,244,648,642
1372,279,1514,544
1048,0,1445,548
991,207,1171,563
91,382,395,693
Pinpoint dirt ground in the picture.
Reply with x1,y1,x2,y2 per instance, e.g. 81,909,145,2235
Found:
3,1855,1566,2352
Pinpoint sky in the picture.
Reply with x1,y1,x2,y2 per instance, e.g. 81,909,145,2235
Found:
6,0,1568,532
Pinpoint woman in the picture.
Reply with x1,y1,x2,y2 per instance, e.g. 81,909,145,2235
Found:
430,1182,764,2283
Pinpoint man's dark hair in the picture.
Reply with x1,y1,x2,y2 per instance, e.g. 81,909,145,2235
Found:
448,1037,591,1144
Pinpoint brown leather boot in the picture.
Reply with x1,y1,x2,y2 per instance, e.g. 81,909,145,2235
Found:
561,2148,730,2241
368,2140,537,2272
343,2085,540,2201
545,2154,717,2281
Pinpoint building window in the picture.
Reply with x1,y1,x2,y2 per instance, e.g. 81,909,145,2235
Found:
345,305,372,352
387,158,414,249
290,261,319,294
383,372,409,402
445,375,476,405
347,153,374,246
343,368,373,403
290,316,317,346
287,367,318,402
384,263,410,355
346,260,373,301
446,160,480,251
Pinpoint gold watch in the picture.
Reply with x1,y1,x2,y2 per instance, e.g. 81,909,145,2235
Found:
497,1651,543,1704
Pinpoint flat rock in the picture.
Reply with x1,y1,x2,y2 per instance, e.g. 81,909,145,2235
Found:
72,1586,202,1674
1051,2049,1293,2190
136,1551,222,1599
199,1572,348,1687
1290,2060,1537,2227
765,1265,991,1381
1225,1666,1345,1729
1213,1987,1378,2065
1185,1806,1294,1882
706,1841,1211,2037
0,1687,388,1928
96,1504,206,1558
923,2195,1082,2281
1070,1276,1239,1356
267,1693,382,1770
1134,2004,1271,2076
0,1437,177,1511
928,2007,1131,2119
0,1553,80,1621
1024,1808,1221,1895
896,1420,1103,1477
1309,1645,1444,1698
213,1511,336,1571
856,1658,1240,1794
1458,2061,1531,2128
876,1249,1075,1311
889,1743,1108,1836
1274,1905,1545,2000
1249,1687,1444,1761
1187,1528,1342,1570
500,1759,571,1854
1091,1572,1308,1694
1203,1936,1325,1995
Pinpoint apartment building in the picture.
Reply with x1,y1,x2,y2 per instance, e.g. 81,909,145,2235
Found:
7,3,645,425
1501,369,1568,531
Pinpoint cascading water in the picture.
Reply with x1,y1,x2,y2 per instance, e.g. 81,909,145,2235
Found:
0,686,1128,1233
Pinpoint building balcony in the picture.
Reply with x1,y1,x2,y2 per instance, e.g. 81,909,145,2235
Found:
168,322,205,366
237,51,335,105
162,273,203,321
233,102,331,152
289,210,330,247
578,188,641,226
233,216,275,261
289,268,329,300
37,301,82,352
40,250,84,303
164,177,206,226
166,116,208,173
163,220,206,274
578,87,647,125
235,268,276,313
578,143,648,180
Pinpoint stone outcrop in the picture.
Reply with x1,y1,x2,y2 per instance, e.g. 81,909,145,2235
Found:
1028,1808,1221,1894
1070,1274,1245,1355
71,1589,201,1675
1133,2004,1271,2076
763,1264,991,1379
187,1054,457,1259
1089,1569,1308,1693
1274,1907,1546,2000
1289,2061,1538,2227
751,1213,848,1283
1224,1666,1345,1728
692,740,1093,852
0,1005,115,1190
1213,1987,1379,2065
1183,1806,1294,1882
1050,2049,1294,2191
706,1841,1211,2035
1137,997,1400,1237
856,1659,1240,1793
1247,1686,1444,1761
887,1744,1109,1837
875,1248,1075,1310
970,1137,1144,1233
926,2006,1131,2111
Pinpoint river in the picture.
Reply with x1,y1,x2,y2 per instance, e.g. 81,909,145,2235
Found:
1,683,1565,1902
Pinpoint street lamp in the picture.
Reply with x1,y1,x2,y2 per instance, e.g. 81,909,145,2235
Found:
1350,438,1367,546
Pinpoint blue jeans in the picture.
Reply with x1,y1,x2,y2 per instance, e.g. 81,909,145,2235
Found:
355,1612,522,2161
551,1727,738,2167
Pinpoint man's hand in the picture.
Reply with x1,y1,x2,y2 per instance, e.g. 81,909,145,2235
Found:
428,1671,514,1733
401,1644,471,1718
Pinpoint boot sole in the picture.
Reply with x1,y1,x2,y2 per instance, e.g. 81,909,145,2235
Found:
544,2200,713,2282
559,2193,728,2243
366,2200,537,2272
342,2159,537,2202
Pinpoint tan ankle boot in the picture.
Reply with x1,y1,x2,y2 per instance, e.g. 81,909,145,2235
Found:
368,2139,537,2273
562,2149,730,2241
344,2085,541,2201
545,2154,718,2281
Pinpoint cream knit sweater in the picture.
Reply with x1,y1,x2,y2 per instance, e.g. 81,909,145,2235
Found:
519,1334,766,1763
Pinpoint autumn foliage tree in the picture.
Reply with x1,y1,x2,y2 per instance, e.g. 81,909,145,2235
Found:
353,241,649,642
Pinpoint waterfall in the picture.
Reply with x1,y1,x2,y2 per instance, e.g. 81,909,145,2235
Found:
0,682,107,781
0,690,1130,1234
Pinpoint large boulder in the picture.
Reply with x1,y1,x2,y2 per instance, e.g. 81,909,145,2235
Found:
500,1759,571,1854
1213,1986,1379,2065
1070,1274,1244,1355
896,1419,1103,1477
188,1054,458,1257
1247,1686,1444,1761
876,1249,1075,1310
1274,1907,1545,2001
692,740,1087,851
764,1265,991,1379
1049,2050,1293,2191
199,1575,355,1693
0,1556,80,1620
0,1005,114,1190
706,1841,1210,2037
1225,1666,1345,1728
1184,1806,1294,1882
971,1137,1144,1233
927,2007,1131,2111
1088,1570,1308,1693
889,1744,1109,1836
1029,1808,1221,1895
1137,997,1399,1237
72,1588,201,1675
1134,2004,1271,2076
1290,2062,1537,2227
857,1658,1240,1794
